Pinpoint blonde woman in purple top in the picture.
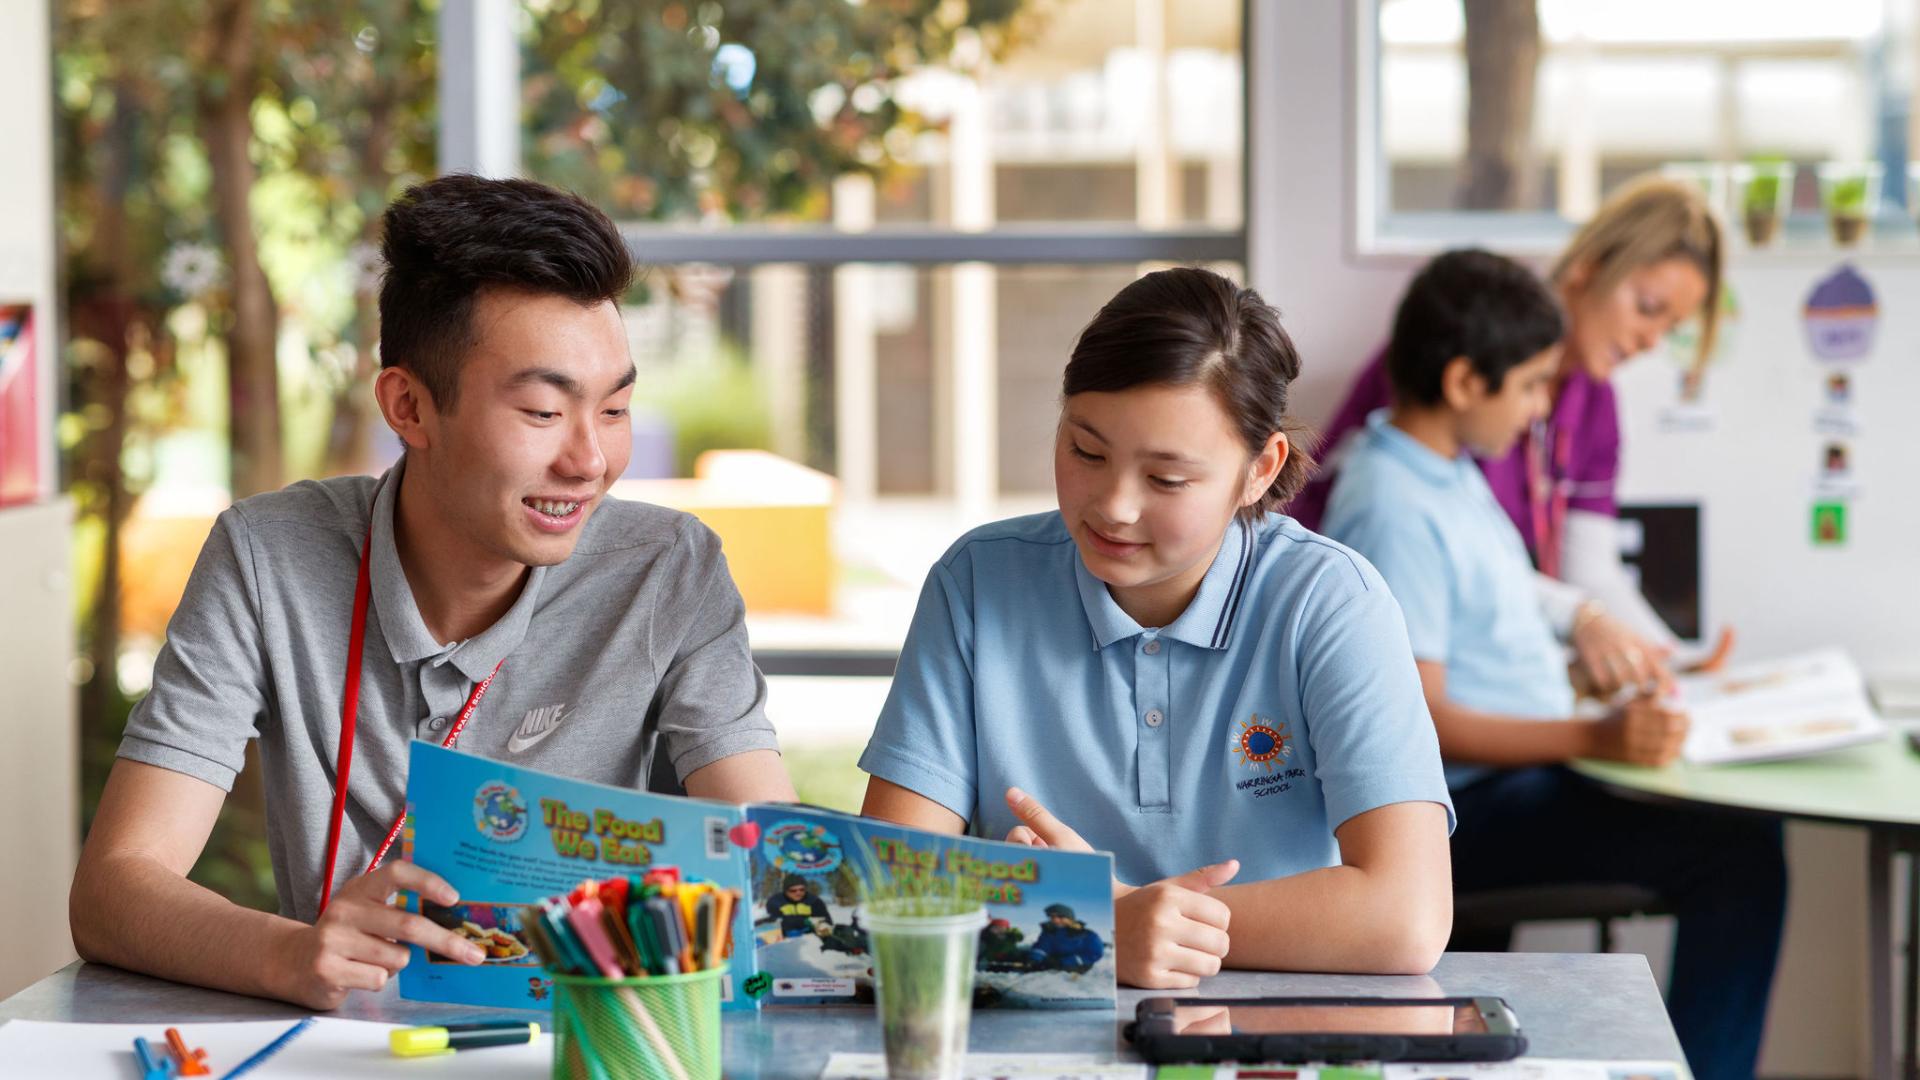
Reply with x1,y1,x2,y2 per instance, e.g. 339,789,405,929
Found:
1291,175,1731,694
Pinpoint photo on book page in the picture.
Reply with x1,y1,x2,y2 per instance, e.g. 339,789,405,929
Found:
1676,648,1888,765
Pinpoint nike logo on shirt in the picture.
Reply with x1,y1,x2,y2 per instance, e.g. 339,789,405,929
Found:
507,703,573,753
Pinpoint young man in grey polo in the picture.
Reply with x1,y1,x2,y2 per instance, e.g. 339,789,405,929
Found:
70,175,796,1010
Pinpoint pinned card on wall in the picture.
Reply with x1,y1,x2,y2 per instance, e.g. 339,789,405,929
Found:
1811,502,1847,547
1802,264,1877,363
1812,370,1860,436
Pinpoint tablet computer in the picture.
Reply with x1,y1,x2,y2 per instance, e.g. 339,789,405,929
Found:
1126,995,1527,1064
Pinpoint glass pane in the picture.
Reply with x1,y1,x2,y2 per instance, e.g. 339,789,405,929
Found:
618,261,1242,494
521,0,1244,228
1375,0,1901,218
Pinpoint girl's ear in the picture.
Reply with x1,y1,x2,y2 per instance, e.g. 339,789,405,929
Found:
1241,430,1289,508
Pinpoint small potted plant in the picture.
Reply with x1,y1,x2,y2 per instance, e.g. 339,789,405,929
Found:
1730,160,1793,247
1816,162,1882,247
855,843,987,1080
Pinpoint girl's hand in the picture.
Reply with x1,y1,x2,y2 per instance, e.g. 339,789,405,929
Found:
1002,787,1093,852
1002,787,1237,988
1113,861,1238,989
1681,627,1736,674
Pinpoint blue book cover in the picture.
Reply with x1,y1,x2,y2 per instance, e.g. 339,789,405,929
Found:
743,804,1117,1009
397,741,755,1010
398,741,1116,1011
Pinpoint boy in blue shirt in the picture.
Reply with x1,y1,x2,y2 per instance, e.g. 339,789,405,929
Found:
1322,249,1785,1080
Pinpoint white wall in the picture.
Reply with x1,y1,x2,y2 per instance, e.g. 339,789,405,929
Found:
1248,4,1884,1075
0,0,77,998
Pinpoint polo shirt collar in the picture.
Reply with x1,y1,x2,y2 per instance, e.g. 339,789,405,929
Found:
1363,408,1475,488
1072,514,1252,652
368,455,547,681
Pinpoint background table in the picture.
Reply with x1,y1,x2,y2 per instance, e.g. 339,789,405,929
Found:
1576,736,1920,1080
1,954,1685,1078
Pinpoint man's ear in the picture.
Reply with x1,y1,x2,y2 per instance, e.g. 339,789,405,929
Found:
1241,430,1289,509
374,366,436,452
1438,356,1485,411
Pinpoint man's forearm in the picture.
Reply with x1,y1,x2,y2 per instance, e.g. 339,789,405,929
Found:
1213,865,1451,975
72,849,303,1002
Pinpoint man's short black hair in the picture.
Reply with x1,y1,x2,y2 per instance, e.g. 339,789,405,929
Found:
1385,248,1564,406
378,174,634,411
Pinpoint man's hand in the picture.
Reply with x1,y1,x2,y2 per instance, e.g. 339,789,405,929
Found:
272,862,484,1010
1592,695,1689,767
1571,605,1674,697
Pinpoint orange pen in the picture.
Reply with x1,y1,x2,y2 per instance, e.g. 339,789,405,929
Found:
165,1027,211,1076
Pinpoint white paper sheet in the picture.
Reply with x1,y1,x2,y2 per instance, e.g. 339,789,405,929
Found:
0,1017,549,1078
819,1051,1148,1079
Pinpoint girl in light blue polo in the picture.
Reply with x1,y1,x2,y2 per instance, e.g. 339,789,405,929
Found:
859,267,1456,989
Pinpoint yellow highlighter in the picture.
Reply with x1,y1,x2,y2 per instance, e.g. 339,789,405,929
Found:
390,1021,541,1058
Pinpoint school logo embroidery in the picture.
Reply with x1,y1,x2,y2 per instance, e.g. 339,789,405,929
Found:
507,703,572,753
762,820,844,876
1228,714,1292,773
472,781,528,843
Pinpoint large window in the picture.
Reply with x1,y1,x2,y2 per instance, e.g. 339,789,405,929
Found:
509,0,1247,514
1362,0,1920,249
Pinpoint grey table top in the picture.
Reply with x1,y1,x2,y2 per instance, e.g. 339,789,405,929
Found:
2,954,1683,1077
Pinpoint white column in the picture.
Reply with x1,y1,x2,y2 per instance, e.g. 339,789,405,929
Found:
751,264,809,462
944,75,998,523
1136,0,1181,229
1556,29,1600,221
438,0,522,178
832,175,878,501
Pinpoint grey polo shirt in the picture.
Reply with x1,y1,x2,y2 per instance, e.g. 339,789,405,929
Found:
118,457,781,923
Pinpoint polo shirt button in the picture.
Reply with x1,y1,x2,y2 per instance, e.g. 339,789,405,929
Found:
1144,708,1164,728
1143,640,1161,655
428,716,449,732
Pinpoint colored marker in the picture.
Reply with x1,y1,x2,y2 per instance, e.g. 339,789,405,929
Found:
390,1021,541,1058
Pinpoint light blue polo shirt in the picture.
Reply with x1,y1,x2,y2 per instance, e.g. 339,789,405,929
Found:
858,510,1454,888
1321,411,1574,790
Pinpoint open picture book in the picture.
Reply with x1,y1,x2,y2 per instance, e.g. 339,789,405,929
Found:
1676,647,1888,765
397,741,1117,1012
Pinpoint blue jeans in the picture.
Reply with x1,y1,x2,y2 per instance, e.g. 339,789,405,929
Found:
1449,766,1787,1080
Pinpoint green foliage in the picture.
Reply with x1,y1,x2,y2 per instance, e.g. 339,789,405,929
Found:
1825,174,1872,214
1741,164,1783,213
638,349,774,475
522,0,1042,222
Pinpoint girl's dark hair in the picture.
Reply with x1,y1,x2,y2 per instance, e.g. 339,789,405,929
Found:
1062,267,1315,517
378,174,634,412
1386,248,1565,406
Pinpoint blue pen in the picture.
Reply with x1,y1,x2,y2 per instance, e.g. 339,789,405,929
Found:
222,1018,314,1079
133,1036,177,1079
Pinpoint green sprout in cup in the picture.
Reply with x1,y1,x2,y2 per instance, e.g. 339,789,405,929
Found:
852,837,989,1080
1817,162,1882,247
1736,160,1791,247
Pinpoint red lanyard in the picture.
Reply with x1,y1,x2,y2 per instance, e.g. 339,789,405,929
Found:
1525,417,1572,580
316,521,503,916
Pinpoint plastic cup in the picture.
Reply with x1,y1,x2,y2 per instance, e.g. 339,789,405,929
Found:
1816,161,1882,248
860,903,988,1080
1729,162,1794,248
1660,162,1729,223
